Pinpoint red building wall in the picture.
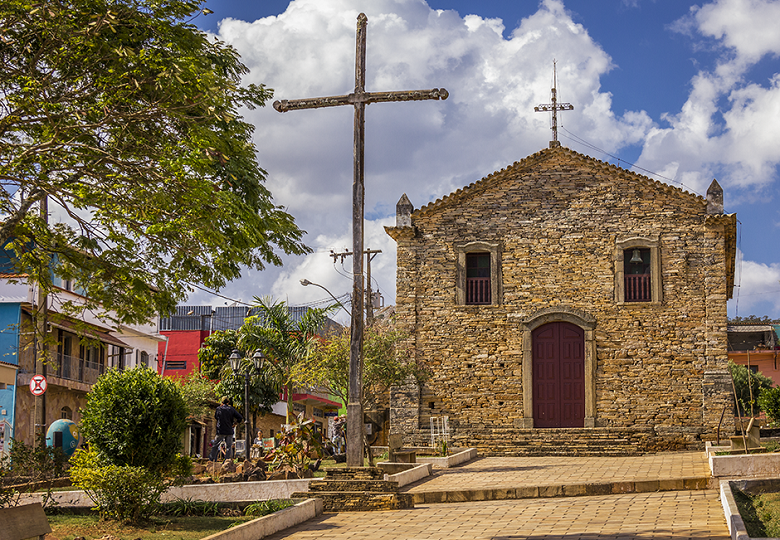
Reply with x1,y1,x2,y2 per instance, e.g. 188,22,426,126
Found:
157,330,209,379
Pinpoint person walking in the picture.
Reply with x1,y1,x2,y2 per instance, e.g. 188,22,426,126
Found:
209,396,244,461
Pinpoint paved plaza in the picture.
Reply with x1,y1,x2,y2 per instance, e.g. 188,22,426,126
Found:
404,453,712,494
267,453,730,539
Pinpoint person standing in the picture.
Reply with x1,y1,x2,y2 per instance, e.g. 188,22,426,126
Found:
209,396,243,461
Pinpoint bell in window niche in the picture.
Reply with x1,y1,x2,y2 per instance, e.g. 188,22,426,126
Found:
626,248,650,275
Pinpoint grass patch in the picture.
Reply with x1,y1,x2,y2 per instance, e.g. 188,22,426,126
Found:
44,498,295,539
733,488,780,538
46,513,256,540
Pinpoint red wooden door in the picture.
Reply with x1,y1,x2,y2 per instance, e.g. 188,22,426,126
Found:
532,322,585,428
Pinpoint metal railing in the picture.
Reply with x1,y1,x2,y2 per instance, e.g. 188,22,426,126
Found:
55,354,105,386
625,274,651,302
466,277,491,305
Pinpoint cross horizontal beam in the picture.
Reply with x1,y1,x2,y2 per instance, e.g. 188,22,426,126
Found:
534,103,574,112
274,88,449,112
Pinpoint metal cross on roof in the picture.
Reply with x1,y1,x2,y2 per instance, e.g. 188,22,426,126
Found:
273,13,448,468
534,60,574,148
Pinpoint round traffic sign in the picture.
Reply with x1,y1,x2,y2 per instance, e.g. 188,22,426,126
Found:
30,374,47,396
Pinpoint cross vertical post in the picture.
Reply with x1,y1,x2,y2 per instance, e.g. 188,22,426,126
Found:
534,60,574,148
274,13,448,467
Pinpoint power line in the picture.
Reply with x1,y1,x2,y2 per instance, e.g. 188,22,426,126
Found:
558,127,704,197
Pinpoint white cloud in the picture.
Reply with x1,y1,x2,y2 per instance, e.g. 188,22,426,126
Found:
639,0,780,195
731,250,780,317
205,0,655,306
189,0,779,316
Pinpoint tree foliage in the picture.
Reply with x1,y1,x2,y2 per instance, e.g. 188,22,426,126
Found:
0,0,309,324
729,360,774,416
197,328,282,434
237,297,332,420
80,367,187,472
759,386,780,425
197,329,240,381
172,370,217,419
314,324,426,412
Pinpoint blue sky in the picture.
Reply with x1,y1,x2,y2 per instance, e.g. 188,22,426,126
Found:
189,0,780,321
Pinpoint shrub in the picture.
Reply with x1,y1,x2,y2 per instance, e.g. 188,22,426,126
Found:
262,412,323,477
69,448,167,522
80,366,187,473
760,387,780,425
729,360,774,416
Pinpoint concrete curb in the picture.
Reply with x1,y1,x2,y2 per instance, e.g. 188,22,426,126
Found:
417,448,477,469
20,479,313,508
719,480,751,540
410,476,711,504
386,463,433,488
201,498,323,540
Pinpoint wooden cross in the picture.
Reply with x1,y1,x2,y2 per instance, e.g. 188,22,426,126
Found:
273,13,448,468
534,60,573,148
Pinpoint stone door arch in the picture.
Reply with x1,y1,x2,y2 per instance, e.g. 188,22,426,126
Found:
519,307,597,429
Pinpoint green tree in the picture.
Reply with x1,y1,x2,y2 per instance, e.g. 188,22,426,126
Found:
315,325,425,413
237,297,332,421
313,323,427,463
172,371,217,419
198,329,240,381
197,329,281,437
729,360,774,417
0,0,309,325
759,387,780,425
80,367,187,472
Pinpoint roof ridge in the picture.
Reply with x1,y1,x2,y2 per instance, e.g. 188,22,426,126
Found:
414,145,707,217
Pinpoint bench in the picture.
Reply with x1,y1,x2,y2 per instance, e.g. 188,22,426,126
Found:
388,433,417,464
0,502,52,540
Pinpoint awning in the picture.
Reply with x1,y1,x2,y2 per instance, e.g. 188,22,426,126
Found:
292,393,342,408
23,309,132,348
0,362,18,385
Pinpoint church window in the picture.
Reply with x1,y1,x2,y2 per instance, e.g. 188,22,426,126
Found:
614,237,662,304
456,241,502,306
623,248,651,302
466,252,491,304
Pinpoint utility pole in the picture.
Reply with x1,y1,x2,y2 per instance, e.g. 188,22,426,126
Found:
330,248,382,323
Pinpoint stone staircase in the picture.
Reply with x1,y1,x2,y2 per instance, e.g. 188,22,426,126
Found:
405,426,699,456
291,467,414,512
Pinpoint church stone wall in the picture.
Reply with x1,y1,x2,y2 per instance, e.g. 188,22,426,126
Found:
387,147,735,453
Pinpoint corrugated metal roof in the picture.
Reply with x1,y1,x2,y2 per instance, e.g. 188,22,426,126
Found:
160,305,327,332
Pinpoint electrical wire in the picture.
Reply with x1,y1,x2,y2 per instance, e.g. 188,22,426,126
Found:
558,127,704,197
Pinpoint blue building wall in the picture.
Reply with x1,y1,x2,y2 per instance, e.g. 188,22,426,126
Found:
0,302,21,440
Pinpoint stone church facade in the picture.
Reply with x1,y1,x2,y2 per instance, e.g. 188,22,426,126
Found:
385,145,737,455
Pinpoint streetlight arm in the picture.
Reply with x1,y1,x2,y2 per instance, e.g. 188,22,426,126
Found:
300,279,351,317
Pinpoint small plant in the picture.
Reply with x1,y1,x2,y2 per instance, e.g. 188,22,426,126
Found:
262,413,323,478
438,439,449,457
244,499,294,517
160,497,220,517
1,435,67,509
69,448,167,523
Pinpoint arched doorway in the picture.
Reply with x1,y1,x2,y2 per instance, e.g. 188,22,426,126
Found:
532,322,585,428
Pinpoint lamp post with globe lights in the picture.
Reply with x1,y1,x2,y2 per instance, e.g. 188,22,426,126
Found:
228,348,266,459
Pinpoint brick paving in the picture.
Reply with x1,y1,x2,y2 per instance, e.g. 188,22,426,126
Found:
266,452,730,539
266,491,728,539
404,452,711,493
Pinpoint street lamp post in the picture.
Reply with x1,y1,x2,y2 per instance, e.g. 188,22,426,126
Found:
229,349,265,460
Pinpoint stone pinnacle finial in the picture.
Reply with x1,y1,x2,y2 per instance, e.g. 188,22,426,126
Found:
396,194,413,227
706,179,723,215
